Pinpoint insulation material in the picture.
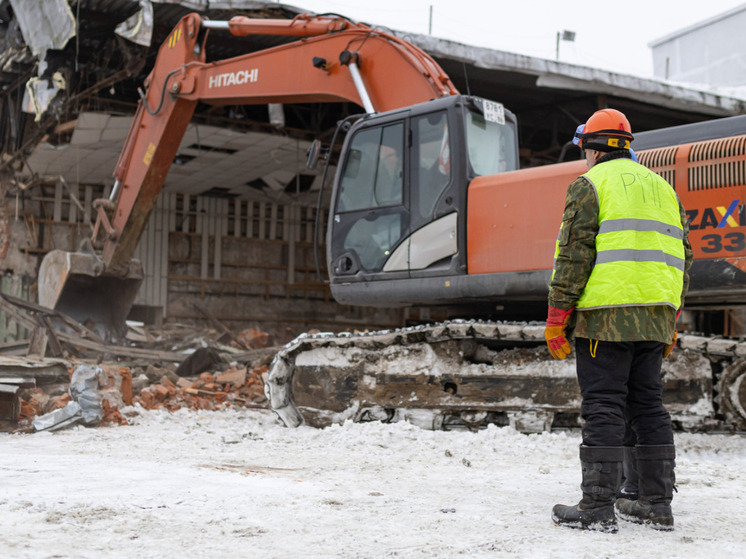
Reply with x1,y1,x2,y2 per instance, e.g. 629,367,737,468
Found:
11,0,75,119
115,0,154,47
32,365,106,431
22,72,66,122
8,0,76,58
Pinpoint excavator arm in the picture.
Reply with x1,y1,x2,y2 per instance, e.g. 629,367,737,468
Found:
38,12,458,337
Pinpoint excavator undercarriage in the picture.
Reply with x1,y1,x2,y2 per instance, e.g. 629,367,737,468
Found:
266,320,746,433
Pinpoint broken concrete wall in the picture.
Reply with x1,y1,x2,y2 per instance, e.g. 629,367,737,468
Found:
0,178,93,283
0,180,37,344
0,182,37,277
0,220,37,277
0,274,30,344
167,231,404,344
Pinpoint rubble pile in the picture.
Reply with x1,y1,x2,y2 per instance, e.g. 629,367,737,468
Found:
132,364,268,413
0,294,281,433
9,347,274,433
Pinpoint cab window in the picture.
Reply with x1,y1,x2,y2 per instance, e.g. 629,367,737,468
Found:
414,112,451,221
466,109,518,176
337,123,404,212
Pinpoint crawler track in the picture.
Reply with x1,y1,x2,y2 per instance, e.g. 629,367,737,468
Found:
265,321,746,432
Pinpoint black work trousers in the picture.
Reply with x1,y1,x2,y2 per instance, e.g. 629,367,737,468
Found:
575,338,673,447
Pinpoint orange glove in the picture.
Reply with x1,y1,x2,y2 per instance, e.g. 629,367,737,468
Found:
663,330,677,358
545,306,574,359
663,309,682,358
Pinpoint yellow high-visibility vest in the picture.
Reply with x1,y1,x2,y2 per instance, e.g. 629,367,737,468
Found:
577,158,685,310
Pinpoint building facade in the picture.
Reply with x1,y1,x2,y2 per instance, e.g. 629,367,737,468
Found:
650,4,746,86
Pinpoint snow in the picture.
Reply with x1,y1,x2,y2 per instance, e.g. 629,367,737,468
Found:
1,407,745,558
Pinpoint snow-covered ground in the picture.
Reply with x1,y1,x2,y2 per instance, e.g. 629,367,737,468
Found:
1,407,745,559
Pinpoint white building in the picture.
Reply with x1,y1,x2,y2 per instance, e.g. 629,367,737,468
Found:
650,3,746,86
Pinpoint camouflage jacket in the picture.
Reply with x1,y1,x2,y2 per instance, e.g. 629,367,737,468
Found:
548,151,693,344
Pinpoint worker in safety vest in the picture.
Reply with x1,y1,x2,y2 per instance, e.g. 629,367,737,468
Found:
545,108,692,532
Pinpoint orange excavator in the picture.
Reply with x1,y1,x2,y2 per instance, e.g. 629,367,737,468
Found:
37,13,746,431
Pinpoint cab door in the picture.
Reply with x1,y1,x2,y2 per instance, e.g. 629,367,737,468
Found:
329,119,410,281
390,110,460,277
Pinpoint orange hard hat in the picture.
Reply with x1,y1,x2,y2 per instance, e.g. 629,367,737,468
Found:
575,109,634,152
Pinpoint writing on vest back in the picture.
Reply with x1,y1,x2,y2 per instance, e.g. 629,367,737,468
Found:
619,170,663,207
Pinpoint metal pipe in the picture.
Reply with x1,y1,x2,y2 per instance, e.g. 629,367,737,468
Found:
347,62,376,114
201,20,230,29
109,178,121,202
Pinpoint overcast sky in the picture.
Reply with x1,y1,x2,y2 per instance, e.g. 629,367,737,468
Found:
287,0,746,78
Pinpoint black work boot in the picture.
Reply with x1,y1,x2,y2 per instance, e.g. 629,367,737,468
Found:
615,444,675,531
552,445,623,533
616,446,639,501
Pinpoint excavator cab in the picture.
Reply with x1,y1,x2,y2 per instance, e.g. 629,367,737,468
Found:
328,95,519,308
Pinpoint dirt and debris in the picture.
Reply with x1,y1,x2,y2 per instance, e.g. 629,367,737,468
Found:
131,364,268,415
8,345,273,434
0,292,279,433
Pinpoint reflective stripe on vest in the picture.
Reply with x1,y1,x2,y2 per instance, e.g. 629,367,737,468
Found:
576,158,684,310
598,218,684,240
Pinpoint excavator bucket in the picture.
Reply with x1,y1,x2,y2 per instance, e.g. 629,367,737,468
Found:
38,244,144,340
